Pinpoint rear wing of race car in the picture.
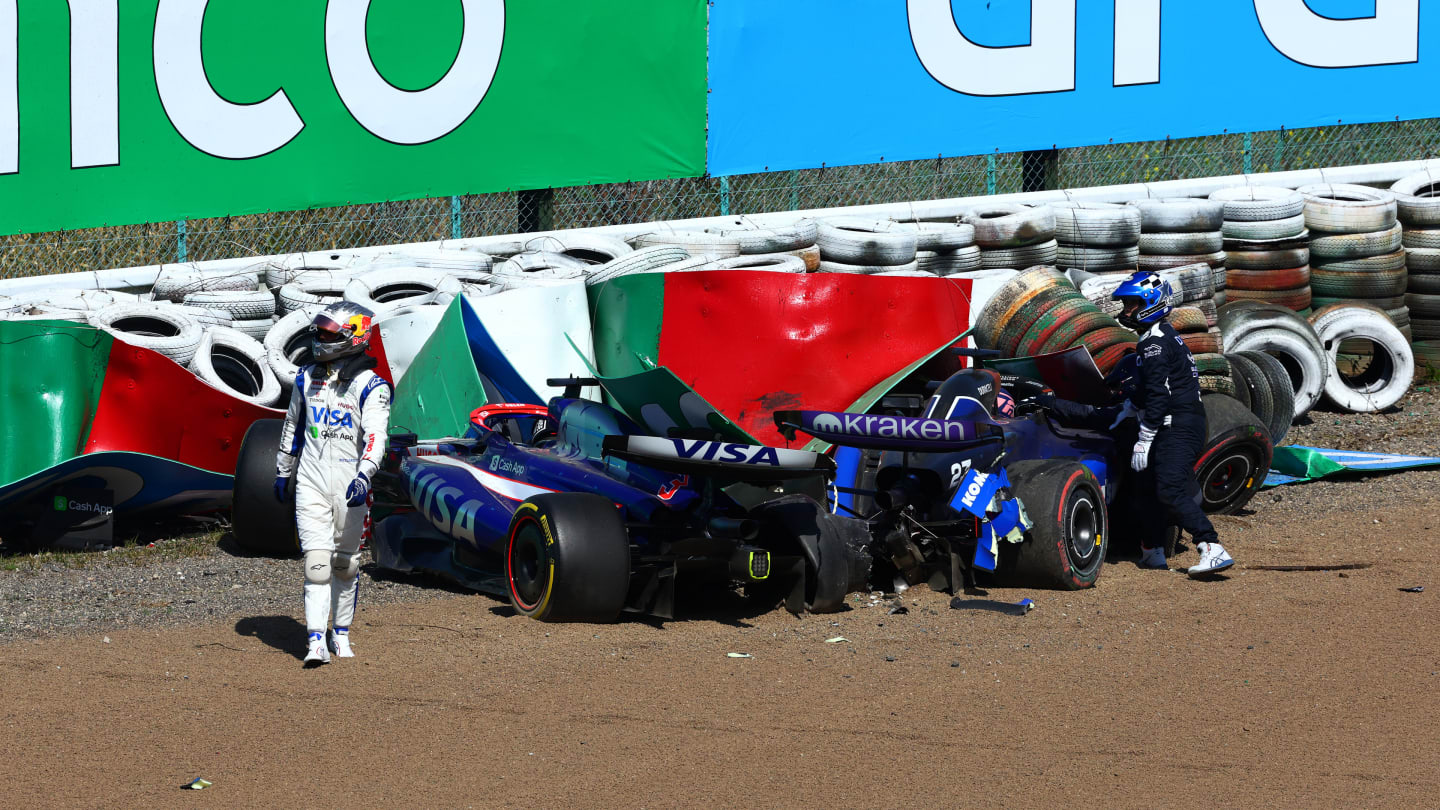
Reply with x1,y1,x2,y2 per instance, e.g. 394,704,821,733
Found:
773,409,1003,451
601,435,834,481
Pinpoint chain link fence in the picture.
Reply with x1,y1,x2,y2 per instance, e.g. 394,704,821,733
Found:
3,119,1438,279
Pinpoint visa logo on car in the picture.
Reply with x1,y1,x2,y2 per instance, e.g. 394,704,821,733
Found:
672,440,782,466
408,471,484,544
813,412,974,441
310,406,354,428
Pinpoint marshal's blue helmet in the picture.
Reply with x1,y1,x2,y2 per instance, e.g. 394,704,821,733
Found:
1110,271,1173,331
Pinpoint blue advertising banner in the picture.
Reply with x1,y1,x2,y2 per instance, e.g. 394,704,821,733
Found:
708,0,1438,175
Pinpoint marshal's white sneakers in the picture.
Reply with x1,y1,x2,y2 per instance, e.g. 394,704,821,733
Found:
303,632,331,667
1188,542,1235,578
328,628,354,658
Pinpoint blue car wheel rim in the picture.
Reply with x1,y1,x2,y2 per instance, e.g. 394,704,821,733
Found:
507,518,550,611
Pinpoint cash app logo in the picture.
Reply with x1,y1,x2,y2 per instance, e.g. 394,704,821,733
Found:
53,495,68,511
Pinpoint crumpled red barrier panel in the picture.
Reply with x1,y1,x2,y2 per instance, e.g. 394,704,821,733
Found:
656,272,974,444
84,343,283,475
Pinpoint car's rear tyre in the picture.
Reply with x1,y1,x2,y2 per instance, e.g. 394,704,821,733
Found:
752,494,866,613
505,493,631,622
231,419,299,555
1195,394,1273,516
1000,459,1108,589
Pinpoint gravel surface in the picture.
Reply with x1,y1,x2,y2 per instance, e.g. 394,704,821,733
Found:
0,541,461,643
1,386,1436,644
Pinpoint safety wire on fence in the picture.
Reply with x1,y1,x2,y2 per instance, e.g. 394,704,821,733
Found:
2,119,1439,279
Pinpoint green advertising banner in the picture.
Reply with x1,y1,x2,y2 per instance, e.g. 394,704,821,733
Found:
0,0,706,234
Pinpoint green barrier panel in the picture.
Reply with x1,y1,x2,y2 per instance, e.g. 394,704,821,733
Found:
0,1,706,234
587,272,667,380
0,321,111,487
390,298,487,440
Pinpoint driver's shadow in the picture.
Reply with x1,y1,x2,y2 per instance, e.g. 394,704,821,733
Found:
235,615,308,661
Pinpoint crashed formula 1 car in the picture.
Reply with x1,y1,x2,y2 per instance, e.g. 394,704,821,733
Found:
776,347,1272,593
234,378,870,622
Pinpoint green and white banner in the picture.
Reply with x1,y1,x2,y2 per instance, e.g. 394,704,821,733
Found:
0,0,706,234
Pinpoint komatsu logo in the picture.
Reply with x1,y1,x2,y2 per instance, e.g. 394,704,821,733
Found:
672,440,781,466
408,471,483,544
958,472,991,509
814,413,972,441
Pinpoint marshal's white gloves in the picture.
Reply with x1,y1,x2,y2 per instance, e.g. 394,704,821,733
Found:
1131,425,1156,472
1123,426,1157,469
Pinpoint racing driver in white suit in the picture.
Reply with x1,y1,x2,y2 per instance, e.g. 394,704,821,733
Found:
274,302,392,667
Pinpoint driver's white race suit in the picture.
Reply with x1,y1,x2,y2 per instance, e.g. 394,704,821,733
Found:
276,362,392,636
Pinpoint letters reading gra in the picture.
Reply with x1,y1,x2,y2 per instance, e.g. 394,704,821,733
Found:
0,0,505,174
907,0,1419,97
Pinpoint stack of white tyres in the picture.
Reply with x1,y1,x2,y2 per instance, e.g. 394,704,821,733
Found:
963,204,1057,271
1051,202,1140,276
1390,171,1440,355
1210,186,1310,313
1298,184,1406,336
814,217,918,273
1128,198,1229,306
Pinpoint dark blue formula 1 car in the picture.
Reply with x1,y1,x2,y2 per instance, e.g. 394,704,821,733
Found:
775,349,1271,593
233,378,871,622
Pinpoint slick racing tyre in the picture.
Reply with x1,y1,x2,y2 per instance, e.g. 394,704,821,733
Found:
231,419,299,555
505,494,631,622
997,459,1107,590
1195,394,1273,515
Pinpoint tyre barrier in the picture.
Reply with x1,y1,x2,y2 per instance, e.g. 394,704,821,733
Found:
1299,185,1405,329
1307,303,1413,413
1051,202,1141,274
189,326,283,408
1392,171,1440,349
916,246,982,274
517,233,634,265
704,217,818,254
90,303,204,367
343,267,464,316
631,229,744,260
972,265,1135,372
493,251,590,281
1218,300,1327,420
815,217,916,266
964,203,1057,249
1209,185,1313,313
152,268,259,303
1195,353,1235,397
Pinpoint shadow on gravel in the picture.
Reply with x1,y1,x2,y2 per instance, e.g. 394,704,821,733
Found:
486,588,803,629
361,563,484,595
235,615,308,660
216,533,298,560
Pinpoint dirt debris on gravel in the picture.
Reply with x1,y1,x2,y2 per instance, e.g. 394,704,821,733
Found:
0,388,1437,807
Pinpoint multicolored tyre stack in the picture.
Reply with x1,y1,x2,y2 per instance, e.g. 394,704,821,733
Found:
1390,171,1440,355
1194,352,1235,397
972,265,1135,373
1051,202,1141,277
964,204,1058,270
1298,184,1406,336
1129,198,1228,303
1168,305,1223,356
1210,186,1309,313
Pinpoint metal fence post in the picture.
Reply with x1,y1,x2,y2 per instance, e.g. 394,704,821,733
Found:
986,153,997,195
176,219,187,262
788,171,799,211
719,176,731,216
1242,132,1253,174
449,195,462,240
1272,127,1288,171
